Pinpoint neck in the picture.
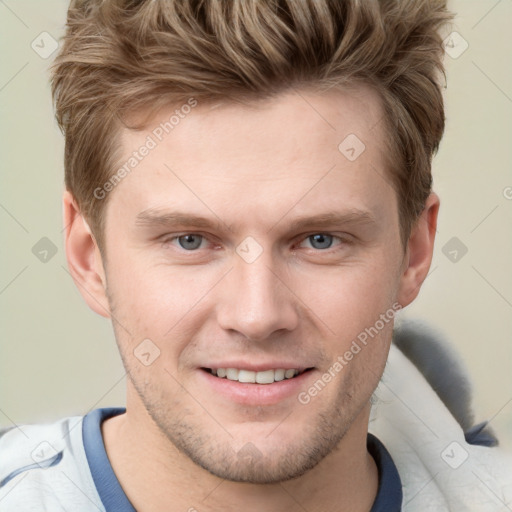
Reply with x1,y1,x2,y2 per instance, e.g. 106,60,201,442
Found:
102,398,378,512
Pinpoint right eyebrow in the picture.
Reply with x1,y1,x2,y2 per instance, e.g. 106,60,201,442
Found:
135,209,227,231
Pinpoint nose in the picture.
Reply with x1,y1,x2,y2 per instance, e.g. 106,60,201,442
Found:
216,247,299,342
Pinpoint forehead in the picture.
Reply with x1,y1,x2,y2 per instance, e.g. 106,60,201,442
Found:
127,85,385,167
108,85,395,233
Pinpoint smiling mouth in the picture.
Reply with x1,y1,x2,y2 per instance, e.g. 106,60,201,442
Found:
201,367,314,384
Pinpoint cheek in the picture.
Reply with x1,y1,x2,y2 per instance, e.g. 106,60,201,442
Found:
106,253,203,327
295,258,399,341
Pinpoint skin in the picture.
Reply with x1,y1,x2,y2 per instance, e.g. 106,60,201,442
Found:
63,85,439,512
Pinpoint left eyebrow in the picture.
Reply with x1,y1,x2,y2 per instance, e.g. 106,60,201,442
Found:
273,209,379,233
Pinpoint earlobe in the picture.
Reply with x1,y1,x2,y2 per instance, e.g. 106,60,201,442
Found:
397,192,440,308
63,190,111,318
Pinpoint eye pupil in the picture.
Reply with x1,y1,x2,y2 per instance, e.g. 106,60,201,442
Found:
178,234,202,250
309,234,333,250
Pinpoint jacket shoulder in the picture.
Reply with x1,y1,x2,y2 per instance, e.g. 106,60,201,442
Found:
0,415,103,511
392,318,498,445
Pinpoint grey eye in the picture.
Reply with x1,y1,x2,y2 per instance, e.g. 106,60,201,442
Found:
308,234,334,250
177,234,203,250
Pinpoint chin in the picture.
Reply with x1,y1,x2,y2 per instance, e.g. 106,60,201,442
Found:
152,405,352,485
189,443,328,484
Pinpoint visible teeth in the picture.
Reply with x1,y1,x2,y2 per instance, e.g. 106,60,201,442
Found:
256,369,275,384
274,369,285,381
210,367,302,384
238,370,256,383
226,368,239,381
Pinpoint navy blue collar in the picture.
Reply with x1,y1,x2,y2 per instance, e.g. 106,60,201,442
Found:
367,432,403,511
83,407,402,511
83,407,136,512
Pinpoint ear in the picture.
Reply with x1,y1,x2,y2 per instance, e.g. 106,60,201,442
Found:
63,190,111,318
397,192,440,308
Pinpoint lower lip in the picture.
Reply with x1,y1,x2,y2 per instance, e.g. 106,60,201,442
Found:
198,369,315,405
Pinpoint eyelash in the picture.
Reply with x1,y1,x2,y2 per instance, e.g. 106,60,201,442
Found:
161,232,351,254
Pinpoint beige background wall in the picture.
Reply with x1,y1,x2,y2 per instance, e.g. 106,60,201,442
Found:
1,1,511,449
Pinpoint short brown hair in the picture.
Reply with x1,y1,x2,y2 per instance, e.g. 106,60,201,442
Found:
51,0,453,251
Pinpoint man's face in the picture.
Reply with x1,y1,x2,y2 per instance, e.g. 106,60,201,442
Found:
99,86,406,483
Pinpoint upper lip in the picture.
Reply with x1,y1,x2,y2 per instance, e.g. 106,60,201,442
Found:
200,362,313,372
